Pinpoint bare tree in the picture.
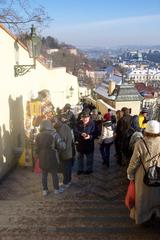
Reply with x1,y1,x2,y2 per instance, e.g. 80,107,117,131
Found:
0,0,51,32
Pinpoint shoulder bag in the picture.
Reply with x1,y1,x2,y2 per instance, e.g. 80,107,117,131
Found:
140,138,160,187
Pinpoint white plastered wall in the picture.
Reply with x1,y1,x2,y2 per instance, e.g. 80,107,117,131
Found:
0,25,79,178
115,101,141,115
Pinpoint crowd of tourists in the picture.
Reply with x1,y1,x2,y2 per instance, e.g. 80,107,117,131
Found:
34,101,160,226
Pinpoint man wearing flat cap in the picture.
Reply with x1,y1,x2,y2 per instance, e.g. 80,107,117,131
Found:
74,111,96,175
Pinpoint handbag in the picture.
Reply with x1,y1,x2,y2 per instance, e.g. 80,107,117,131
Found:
125,180,135,210
140,138,160,187
34,157,42,175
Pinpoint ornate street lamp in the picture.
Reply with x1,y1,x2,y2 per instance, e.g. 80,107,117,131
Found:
14,25,41,77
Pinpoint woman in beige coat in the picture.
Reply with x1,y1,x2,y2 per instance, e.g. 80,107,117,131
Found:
127,120,160,225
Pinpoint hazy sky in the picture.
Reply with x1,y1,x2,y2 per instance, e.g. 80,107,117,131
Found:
32,0,160,48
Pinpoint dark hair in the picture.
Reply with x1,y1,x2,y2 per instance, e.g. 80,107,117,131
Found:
141,108,148,114
131,115,140,131
121,107,129,115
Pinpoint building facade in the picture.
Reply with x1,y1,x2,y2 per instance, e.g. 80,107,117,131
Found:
0,24,79,178
95,81,143,115
128,68,160,83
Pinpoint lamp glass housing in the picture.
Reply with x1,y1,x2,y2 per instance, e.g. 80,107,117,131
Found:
14,25,42,77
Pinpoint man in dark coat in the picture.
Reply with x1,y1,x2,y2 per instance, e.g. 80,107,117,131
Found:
75,111,96,175
115,107,132,165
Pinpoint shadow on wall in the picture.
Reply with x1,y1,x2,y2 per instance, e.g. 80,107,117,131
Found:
0,95,24,180
9,95,25,155
0,124,13,179
0,127,4,175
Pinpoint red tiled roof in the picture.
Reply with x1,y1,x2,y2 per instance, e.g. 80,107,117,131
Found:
135,83,154,93
135,83,145,92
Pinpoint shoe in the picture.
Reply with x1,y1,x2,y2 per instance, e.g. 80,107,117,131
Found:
77,170,84,175
59,187,65,193
117,160,122,166
54,187,64,194
62,182,71,188
84,170,93,175
105,163,110,168
42,190,48,196
102,161,109,167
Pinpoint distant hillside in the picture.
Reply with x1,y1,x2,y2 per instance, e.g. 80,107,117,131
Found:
19,33,112,89
40,36,112,73
41,36,75,50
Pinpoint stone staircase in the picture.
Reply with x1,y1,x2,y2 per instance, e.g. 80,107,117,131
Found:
0,144,159,239
0,198,159,240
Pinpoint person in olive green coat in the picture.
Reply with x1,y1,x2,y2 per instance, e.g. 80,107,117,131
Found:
53,116,73,187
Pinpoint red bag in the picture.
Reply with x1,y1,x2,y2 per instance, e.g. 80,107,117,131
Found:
34,158,42,175
125,180,135,210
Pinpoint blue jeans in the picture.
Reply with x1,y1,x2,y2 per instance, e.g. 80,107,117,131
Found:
99,142,113,167
61,158,73,184
78,152,94,172
42,170,59,190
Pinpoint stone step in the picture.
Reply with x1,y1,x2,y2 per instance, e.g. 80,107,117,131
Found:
0,199,125,205
46,225,160,234
0,144,158,240
0,225,159,240
0,205,128,220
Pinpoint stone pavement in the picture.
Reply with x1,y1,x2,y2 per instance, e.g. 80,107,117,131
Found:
0,142,159,240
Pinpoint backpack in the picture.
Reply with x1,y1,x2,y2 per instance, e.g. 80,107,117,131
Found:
122,128,135,158
140,138,160,187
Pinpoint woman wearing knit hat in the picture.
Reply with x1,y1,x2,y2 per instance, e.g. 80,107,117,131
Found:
127,120,160,225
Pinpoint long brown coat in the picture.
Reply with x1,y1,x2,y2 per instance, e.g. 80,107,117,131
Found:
127,136,160,224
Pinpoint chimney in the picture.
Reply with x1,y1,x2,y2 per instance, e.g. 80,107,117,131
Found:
108,80,115,95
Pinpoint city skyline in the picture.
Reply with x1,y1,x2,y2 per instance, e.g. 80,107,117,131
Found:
32,0,160,48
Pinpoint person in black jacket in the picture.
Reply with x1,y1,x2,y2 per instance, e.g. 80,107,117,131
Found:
115,107,132,166
35,119,66,196
75,111,96,175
